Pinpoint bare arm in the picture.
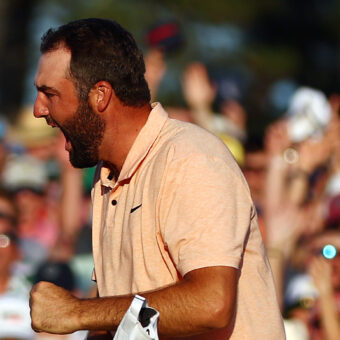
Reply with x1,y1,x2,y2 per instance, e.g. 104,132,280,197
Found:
181,62,216,131
144,48,167,102
30,266,237,337
58,133,83,241
49,133,83,261
263,121,291,216
85,287,112,340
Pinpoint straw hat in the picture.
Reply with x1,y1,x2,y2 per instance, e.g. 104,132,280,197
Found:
9,106,58,147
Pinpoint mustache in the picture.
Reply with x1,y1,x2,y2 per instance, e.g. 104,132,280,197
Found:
45,115,59,127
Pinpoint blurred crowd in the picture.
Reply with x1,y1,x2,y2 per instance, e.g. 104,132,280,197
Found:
144,41,340,339
0,106,94,339
1,29,340,340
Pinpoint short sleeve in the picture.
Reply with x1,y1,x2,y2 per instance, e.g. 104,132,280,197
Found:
160,153,254,276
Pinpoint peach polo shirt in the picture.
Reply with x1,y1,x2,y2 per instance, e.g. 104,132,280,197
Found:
91,103,285,339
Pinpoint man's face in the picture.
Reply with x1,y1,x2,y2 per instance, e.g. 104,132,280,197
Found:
33,48,105,168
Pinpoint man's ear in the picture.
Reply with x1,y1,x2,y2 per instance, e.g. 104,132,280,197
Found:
89,81,113,112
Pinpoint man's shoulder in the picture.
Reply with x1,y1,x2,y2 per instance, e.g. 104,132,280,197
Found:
160,118,233,162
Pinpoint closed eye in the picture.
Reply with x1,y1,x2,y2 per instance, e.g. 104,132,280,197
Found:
35,84,60,99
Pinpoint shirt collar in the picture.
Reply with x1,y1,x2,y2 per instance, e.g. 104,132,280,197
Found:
100,102,168,188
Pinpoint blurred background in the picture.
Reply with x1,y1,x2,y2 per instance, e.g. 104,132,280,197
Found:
1,0,340,131
1,0,340,339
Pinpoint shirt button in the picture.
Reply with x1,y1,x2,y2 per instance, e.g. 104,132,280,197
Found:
111,200,117,206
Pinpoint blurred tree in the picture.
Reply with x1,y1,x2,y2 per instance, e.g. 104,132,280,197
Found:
2,0,340,134
0,0,36,121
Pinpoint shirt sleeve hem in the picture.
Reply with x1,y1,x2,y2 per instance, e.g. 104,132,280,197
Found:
179,257,240,277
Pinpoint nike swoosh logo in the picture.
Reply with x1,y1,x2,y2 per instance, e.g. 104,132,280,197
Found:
130,204,142,213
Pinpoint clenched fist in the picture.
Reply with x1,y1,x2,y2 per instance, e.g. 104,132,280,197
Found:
30,281,81,334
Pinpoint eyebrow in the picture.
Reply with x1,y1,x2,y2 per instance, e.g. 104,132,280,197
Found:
34,84,61,96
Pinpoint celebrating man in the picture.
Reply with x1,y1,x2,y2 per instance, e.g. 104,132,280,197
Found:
30,18,285,339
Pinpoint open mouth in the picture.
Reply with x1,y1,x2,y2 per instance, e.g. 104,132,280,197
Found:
45,116,72,151
59,126,72,151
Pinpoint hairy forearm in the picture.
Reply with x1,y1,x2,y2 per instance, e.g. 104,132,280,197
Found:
30,267,236,336
78,267,236,337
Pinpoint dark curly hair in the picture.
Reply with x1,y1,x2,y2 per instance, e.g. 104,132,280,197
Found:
40,18,150,107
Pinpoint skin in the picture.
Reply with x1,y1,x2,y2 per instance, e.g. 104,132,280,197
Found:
31,47,237,337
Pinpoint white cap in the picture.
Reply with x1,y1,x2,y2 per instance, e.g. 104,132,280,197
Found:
325,171,340,197
286,87,331,142
285,273,319,308
2,154,48,192
0,295,35,339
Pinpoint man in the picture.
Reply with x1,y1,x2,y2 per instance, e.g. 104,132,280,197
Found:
30,18,285,339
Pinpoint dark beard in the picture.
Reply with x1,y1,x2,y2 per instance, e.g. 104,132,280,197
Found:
61,100,105,168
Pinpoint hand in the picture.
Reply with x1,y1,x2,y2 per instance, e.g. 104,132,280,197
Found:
182,62,216,110
30,281,81,334
264,120,291,157
144,48,167,101
295,135,331,174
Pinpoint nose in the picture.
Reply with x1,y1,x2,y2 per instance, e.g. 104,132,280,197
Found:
33,93,49,118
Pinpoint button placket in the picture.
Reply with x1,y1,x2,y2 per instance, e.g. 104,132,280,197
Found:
109,185,122,208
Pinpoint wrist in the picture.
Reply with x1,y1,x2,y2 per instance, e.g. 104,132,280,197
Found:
75,297,90,331
317,285,334,298
290,168,310,179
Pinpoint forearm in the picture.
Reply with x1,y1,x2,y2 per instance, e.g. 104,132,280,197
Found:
191,107,213,131
266,249,285,311
31,267,236,336
287,169,310,205
264,156,288,216
79,267,236,337
60,164,83,238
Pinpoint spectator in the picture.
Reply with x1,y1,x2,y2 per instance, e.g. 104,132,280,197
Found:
0,187,33,340
2,154,59,270
0,187,31,298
